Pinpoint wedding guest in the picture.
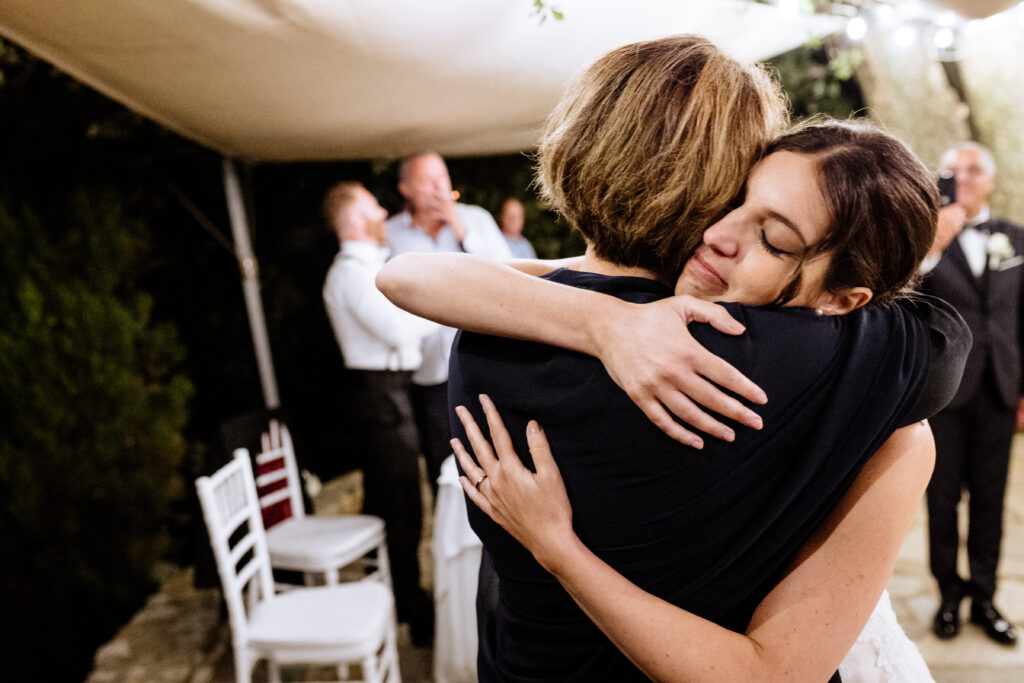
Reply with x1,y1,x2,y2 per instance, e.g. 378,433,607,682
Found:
386,152,511,495
498,197,537,259
322,181,438,645
921,142,1023,645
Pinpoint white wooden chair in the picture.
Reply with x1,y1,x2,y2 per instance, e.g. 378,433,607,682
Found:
247,419,392,588
196,451,400,683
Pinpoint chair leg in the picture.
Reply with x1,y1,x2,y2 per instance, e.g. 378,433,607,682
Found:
385,617,401,683
376,542,393,590
361,654,381,683
267,657,282,683
234,648,251,683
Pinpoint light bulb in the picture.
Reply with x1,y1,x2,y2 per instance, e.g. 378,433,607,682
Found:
847,16,868,41
933,27,955,50
894,25,916,48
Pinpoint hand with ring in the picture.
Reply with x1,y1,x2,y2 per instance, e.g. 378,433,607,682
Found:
451,394,575,569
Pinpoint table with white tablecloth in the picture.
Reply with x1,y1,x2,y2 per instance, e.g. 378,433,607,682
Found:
433,455,482,683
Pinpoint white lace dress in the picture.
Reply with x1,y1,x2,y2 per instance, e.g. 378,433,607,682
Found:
839,589,935,683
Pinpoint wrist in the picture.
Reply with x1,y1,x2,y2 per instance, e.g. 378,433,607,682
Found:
532,528,587,576
583,296,629,358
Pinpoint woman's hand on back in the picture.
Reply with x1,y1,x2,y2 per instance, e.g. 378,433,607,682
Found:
590,295,766,448
451,395,575,569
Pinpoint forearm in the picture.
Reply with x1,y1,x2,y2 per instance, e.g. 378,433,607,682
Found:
538,536,768,683
376,252,621,354
533,425,933,683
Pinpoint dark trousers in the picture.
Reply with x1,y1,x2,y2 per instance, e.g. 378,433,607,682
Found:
411,381,453,497
926,379,1016,603
349,370,426,619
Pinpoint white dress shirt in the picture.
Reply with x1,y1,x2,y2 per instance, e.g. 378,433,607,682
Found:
387,203,512,385
959,207,992,278
919,206,991,276
323,241,439,371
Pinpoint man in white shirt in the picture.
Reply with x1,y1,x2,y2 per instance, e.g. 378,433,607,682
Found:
920,143,1023,646
322,181,439,645
387,152,512,493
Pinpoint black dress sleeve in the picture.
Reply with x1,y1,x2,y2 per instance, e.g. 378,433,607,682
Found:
897,293,971,426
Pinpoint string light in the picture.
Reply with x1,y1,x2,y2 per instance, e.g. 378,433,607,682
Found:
846,15,868,40
933,26,956,50
894,24,916,48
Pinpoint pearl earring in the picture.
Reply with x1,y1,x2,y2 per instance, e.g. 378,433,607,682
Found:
815,308,824,316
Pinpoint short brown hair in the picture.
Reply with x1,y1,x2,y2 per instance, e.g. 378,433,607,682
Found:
537,35,788,281
322,181,364,234
768,118,938,305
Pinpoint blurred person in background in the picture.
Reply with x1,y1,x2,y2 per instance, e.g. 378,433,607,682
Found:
322,181,439,646
498,196,537,259
920,141,1023,646
386,152,511,496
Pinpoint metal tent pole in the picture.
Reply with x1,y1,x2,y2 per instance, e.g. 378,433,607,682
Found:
222,156,281,408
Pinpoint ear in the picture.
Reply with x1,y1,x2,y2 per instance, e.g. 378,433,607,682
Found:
816,286,873,316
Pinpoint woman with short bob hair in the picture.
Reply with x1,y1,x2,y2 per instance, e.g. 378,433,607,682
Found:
538,35,787,282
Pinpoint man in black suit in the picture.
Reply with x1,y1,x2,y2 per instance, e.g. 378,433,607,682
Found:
922,141,1023,645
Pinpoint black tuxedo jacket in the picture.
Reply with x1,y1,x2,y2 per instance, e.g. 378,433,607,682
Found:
919,217,1024,410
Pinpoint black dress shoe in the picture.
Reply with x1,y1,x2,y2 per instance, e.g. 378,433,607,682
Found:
970,600,1019,646
933,600,961,639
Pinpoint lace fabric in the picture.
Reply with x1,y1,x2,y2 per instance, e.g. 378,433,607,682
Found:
839,590,935,683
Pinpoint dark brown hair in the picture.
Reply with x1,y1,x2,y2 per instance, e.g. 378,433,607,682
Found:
768,118,938,305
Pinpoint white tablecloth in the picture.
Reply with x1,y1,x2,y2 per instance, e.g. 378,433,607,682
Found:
433,455,482,683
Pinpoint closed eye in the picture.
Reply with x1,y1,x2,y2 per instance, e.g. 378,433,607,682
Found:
759,230,795,257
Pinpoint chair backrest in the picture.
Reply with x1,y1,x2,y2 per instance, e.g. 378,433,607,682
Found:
253,419,306,528
195,451,276,645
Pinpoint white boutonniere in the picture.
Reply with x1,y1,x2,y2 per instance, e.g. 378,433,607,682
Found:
987,232,1017,270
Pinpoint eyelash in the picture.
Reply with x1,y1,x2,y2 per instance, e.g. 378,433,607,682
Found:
759,230,794,257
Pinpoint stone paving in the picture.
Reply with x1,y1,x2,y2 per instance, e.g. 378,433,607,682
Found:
888,437,1024,682
88,442,1024,682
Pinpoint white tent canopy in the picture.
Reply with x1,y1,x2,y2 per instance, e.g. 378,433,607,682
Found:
0,0,843,162
0,0,844,408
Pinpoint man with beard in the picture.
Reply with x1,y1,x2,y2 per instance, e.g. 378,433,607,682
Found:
322,181,439,645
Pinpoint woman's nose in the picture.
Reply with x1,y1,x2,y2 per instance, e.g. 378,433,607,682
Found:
703,221,740,257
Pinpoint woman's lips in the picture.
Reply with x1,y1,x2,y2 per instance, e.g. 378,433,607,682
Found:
690,250,727,290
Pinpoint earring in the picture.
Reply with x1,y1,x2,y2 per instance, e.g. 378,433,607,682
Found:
815,308,824,316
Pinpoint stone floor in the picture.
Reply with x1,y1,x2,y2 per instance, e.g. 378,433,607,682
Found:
887,436,1024,682
89,439,1024,682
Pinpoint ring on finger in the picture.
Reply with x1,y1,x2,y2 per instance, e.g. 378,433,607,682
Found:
473,473,488,490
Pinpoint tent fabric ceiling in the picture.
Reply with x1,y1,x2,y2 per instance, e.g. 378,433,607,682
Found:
0,0,842,161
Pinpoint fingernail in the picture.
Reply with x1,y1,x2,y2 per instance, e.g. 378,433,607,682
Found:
689,436,704,449
455,405,468,417
479,393,492,407
527,420,543,437
749,414,763,430
719,428,735,442
753,390,768,405
450,438,461,450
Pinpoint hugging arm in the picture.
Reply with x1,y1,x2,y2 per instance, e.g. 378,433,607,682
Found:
376,252,765,446
453,397,934,683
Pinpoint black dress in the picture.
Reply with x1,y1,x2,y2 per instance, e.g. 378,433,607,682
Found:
448,269,969,683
